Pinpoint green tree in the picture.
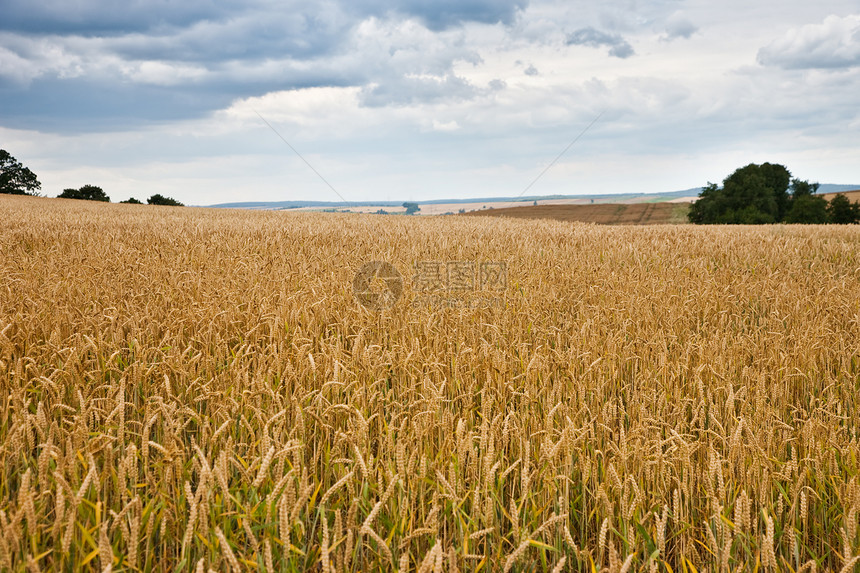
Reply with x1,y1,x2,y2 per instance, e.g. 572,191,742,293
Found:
0,149,41,195
120,197,143,204
827,194,860,224
788,178,819,200
688,182,718,224
402,202,420,215
688,163,822,224
58,185,110,202
719,163,784,222
784,179,827,223
785,195,828,223
758,162,792,220
717,204,776,224
148,194,183,206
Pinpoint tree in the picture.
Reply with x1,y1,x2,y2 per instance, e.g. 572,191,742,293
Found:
58,185,110,202
718,163,784,223
690,177,779,224
148,194,183,206
688,163,826,225
758,162,792,220
687,182,720,224
789,178,818,198
827,194,860,224
403,202,420,215
0,149,41,195
121,198,143,204
784,179,827,224
785,194,828,223
689,164,786,224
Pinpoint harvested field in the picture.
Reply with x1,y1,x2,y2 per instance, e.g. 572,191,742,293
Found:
460,202,690,225
1,194,860,571
822,190,860,203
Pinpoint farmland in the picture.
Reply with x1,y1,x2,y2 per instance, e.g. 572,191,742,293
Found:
460,202,691,225
1,194,860,571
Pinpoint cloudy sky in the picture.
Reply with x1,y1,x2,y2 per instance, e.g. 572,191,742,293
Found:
1,0,859,205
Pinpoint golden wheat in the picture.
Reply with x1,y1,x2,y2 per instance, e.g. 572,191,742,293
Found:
1,194,860,571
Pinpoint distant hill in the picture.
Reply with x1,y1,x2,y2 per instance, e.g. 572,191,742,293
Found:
818,184,860,195
206,188,701,210
206,184,860,211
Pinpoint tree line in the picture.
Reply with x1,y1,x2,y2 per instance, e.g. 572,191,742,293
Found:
689,162,859,224
0,149,183,206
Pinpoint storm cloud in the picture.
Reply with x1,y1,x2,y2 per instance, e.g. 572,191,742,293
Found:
0,0,527,131
0,0,530,36
1,1,859,204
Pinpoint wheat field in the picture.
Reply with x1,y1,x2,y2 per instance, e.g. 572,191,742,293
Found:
1,194,860,572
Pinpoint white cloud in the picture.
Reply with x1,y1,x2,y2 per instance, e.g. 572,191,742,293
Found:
758,14,860,69
0,34,90,85
121,61,209,86
0,45,39,85
661,13,698,41
566,27,635,59
432,119,460,131
221,87,369,135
